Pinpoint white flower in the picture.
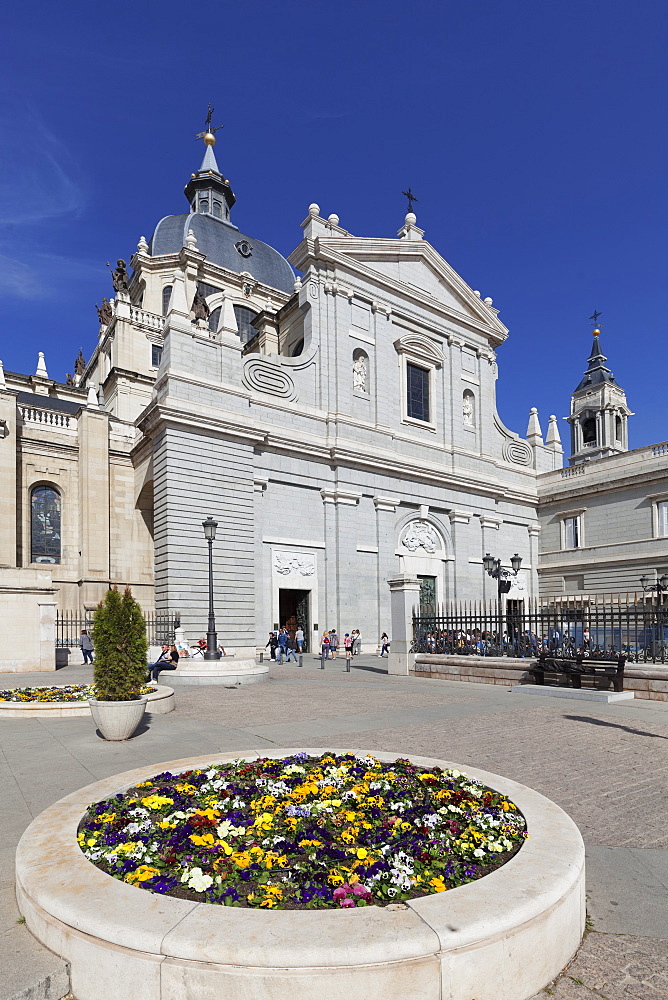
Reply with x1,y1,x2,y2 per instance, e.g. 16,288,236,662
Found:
181,867,213,892
473,848,485,858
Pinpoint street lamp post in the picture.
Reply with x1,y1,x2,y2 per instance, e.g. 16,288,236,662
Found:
202,515,220,660
639,574,668,598
639,574,668,661
483,552,523,651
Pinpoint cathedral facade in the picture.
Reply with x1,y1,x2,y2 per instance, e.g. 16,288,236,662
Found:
0,133,664,670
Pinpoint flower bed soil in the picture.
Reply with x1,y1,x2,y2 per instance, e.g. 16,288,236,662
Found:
78,752,526,910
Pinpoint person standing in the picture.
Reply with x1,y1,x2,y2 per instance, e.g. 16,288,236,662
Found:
320,631,331,659
343,633,353,663
285,634,299,663
379,632,390,657
295,626,305,653
80,629,94,664
276,628,289,664
329,630,339,659
352,629,361,656
265,632,278,660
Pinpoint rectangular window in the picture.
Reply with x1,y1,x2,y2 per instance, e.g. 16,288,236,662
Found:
151,345,163,368
564,516,580,549
658,502,668,537
406,362,430,423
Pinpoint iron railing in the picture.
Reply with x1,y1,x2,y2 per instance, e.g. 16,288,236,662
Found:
412,595,668,663
56,610,179,648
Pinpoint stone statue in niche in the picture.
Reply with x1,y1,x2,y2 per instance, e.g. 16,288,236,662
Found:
463,394,474,427
352,355,368,392
402,520,439,554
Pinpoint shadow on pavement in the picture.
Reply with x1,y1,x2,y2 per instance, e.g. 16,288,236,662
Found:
563,715,668,740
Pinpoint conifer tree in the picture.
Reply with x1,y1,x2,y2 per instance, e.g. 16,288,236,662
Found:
92,587,148,701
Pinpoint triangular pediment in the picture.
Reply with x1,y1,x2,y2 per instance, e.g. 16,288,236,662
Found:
316,237,507,336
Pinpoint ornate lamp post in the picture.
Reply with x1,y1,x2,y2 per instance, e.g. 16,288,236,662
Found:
483,553,523,650
202,516,220,660
639,574,668,597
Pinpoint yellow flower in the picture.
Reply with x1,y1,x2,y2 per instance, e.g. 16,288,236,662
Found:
189,833,215,847
356,848,368,860
141,794,174,810
98,812,116,824
429,877,447,893
175,783,196,794
124,865,161,884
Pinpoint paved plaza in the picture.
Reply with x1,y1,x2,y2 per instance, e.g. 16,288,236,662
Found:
2,657,668,999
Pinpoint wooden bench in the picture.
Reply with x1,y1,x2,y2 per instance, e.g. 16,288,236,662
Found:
529,652,626,692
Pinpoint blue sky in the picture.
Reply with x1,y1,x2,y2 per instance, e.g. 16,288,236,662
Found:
1,0,666,450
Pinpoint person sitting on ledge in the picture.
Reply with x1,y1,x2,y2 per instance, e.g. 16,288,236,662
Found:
147,645,179,683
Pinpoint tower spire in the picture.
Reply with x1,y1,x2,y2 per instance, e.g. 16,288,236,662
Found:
567,316,632,465
184,107,235,221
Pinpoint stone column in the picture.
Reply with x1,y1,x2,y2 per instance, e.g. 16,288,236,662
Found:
387,574,420,675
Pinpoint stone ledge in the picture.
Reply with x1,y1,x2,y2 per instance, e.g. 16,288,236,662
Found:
413,655,668,701
16,749,585,1000
0,686,175,719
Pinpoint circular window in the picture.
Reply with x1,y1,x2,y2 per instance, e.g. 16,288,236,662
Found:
235,240,253,258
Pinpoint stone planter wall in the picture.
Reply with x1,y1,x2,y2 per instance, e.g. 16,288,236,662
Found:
413,654,668,701
16,748,585,1000
0,685,175,719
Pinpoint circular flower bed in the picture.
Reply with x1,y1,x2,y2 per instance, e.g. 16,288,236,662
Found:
77,752,526,910
0,684,154,703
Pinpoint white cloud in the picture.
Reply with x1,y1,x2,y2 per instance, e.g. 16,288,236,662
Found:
0,106,87,225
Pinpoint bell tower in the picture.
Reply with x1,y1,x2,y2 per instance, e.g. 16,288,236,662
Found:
567,319,632,465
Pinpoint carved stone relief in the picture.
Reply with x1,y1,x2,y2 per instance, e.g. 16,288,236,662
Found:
401,520,439,554
274,552,315,577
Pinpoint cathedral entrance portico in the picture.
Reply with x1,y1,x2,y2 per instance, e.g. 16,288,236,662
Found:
278,589,310,649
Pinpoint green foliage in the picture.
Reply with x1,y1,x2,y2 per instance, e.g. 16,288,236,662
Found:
92,588,148,702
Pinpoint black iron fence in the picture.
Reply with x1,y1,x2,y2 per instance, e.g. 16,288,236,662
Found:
56,610,179,648
412,596,668,663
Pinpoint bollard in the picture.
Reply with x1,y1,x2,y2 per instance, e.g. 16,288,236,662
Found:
346,653,351,672
320,653,325,670
259,651,264,663
298,654,303,668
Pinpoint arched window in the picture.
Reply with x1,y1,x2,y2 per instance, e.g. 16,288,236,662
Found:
208,306,221,333
352,348,368,393
291,338,304,357
31,486,61,564
581,416,597,445
462,389,475,427
162,285,173,316
212,201,222,219
233,305,259,344
198,199,209,214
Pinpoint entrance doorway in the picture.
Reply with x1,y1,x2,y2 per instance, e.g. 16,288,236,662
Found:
279,589,310,652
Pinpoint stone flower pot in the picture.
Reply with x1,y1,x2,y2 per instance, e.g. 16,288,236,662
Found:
88,697,147,741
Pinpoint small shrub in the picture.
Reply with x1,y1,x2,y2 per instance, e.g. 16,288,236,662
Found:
92,588,148,701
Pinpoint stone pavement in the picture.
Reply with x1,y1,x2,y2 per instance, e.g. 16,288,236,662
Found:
1,656,667,999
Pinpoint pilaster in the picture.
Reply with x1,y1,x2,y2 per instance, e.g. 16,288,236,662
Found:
0,388,17,567
78,408,110,581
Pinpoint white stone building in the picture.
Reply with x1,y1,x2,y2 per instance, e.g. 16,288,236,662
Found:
0,130,663,669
